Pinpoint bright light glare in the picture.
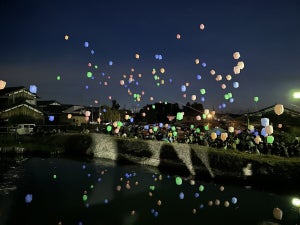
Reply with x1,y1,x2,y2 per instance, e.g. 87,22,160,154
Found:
292,198,300,207
293,92,300,99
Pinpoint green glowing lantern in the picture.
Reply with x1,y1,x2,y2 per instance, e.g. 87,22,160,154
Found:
86,71,93,78
196,128,200,133
171,126,176,131
267,135,274,144
176,112,184,120
82,194,88,201
173,131,177,137
107,125,112,132
175,177,182,185
153,126,158,132
202,114,207,119
204,125,209,131
56,75,61,81
190,124,194,129
200,88,206,95
199,185,205,192
254,96,259,102
117,121,123,127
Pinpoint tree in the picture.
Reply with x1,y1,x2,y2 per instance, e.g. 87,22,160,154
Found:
111,100,120,110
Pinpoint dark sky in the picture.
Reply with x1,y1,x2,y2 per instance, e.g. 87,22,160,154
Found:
1,0,300,113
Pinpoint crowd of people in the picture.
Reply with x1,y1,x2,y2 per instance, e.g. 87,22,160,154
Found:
96,122,300,158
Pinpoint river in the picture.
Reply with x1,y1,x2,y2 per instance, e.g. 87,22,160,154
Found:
0,156,299,225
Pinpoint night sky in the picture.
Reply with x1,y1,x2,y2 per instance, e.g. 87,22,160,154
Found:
1,0,300,113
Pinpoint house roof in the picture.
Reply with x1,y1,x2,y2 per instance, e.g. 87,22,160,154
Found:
0,86,39,98
246,104,300,117
0,102,44,115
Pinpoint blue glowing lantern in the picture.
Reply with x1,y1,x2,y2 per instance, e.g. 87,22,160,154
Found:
181,85,186,92
261,127,268,137
202,62,207,67
233,82,239,88
29,85,37,94
108,61,113,66
49,115,54,122
130,117,134,122
229,98,234,103
25,194,33,203
196,74,202,80
84,41,89,47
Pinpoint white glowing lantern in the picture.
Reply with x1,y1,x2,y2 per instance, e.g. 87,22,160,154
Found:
220,132,228,141
204,109,209,115
210,70,216,75
199,24,205,30
228,126,234,133
233,52,240,59
221,84,226,89
237,61,245,70
135,53,140,59
233,66,240,74
97,117,101,123
114,128,120,134
64,35,69,40
191,95,197,101
85,111,91,117
226,74,232,81
196,115,201,121
278,123,282,128
142,112,146,117
0,80,7,90
67,114,72,119
274,104,284,115
195,59,200,64
113,121,118,127
150,97,154,101
176,34,181,39
211,132,217,140
265,125,273,135
248,125,254,131
125,115,130,120
261,118,269,127
160,68,165,74
120,80,125,85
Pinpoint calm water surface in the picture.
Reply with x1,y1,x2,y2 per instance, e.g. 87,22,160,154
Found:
0,156,299,225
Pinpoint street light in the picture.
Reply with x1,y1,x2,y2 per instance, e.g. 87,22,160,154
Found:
292,197,300,223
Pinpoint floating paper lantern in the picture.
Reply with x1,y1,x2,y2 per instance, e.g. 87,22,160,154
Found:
204,109,209,115
254,96,259,102
266,125,273,135
202,62,206,67
237,61,245,70
233,82,239,88
221,84,226,89
179,192,185,199
195,59,199,64
85,111,91,117
261,128,268,137
274,104,284,115
202,114,207,119
160,68,165,74
226,74,232,80
125,115,130,120
176,34,181,39
233,52,240,59
278,123,282,128
228,126,234,133
135,53,140,59
29,85,37,93
248,125,254,131
56,75,61,81
64,35,69,40
84,41,89,47
220,132,228,141
175,177,182,185
120,80,125,85
67,114,72,119
199,24,205,30
200,88,206,94
216,75,222,81
49,115,54,122
233,66,240,74
176,112,184,120
210,70,216,75
25,194,33,203
97,118,101,123
254,135,262,144
181,85,186,92
196,74,202,80
261,118,269,127
191,95,197,101
107,125,112,132
211,132,217,140
0,80,6,89
196,115,201,121
273,208,283,220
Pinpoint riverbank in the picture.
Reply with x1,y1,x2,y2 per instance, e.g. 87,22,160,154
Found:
1,133,300,193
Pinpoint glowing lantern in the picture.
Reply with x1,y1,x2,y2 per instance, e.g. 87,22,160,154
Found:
233,82,239,88
267,136,275,144
199,24,205,30
142,112,146,117
204,109,209,115
176,112,184,120
196,74,202,80
196,115,201,121
185,82,190,86
216,75,222,81
248,125,254,131
0,80,6,90
254,135,262,144
261,128,268,137
64,35,69,40
261,118,269,127
228,126,234,133
195,59,199,64
113,121,118,127
278,123,282,128
97,118,101,123
226,74,232,80
204,124,209,130
191,95,197,101
135,53,140,59
202,114,207,119
85,111,91,117
67,114,72,119
200,89,206,95
160,68,165,74
176,34,181,39
49,115,54,122
211,132,217,140
273,208,283,220
265,125,273,135
233,66,240,74
107,125,112,132
210,70,216,75
221,84,226,89
237,61,245,70
233,52,240,59
120,80,125,85
254,96,259,102
181,85,186,92
29,85,37,93
125,115,130,120
274,104,284,115
220,132,228,141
